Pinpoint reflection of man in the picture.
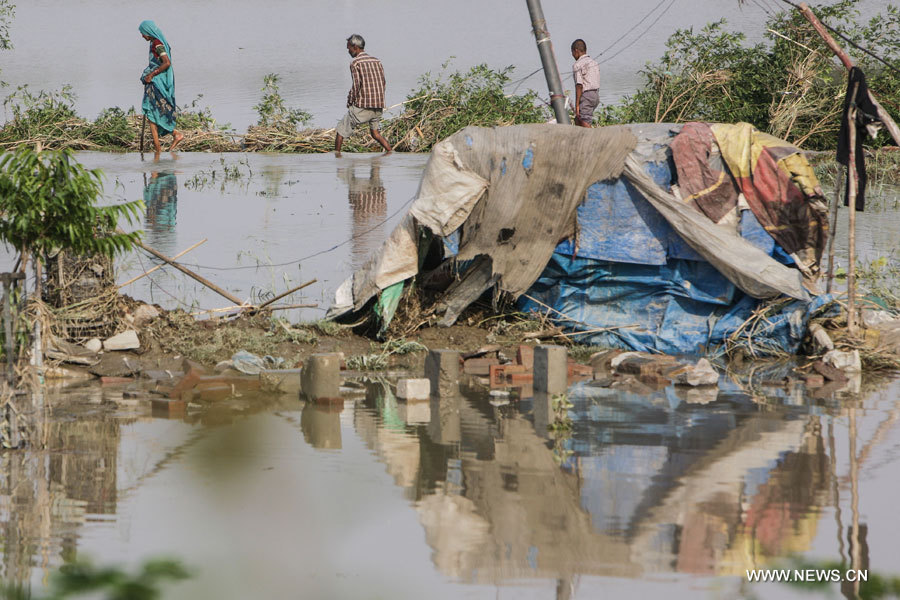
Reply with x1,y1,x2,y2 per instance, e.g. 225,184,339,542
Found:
334,34,392,155
338,161,387,270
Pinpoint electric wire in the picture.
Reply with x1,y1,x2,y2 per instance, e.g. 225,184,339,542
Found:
505,0,673,93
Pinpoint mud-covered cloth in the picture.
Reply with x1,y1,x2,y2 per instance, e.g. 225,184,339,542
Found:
669,122,741,224
444,124,638,296
699,122,828,280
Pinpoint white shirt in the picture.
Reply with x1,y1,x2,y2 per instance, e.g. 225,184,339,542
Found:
573,54,601,92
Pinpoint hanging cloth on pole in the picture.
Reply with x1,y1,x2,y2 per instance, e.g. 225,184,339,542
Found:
837,67,879,211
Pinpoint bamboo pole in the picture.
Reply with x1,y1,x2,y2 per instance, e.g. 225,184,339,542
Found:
255,279,317,311
825,168,844,293
118,238,208,289
140,114,147,159
124,233,246,307
799,2,900,146
847,100,858,334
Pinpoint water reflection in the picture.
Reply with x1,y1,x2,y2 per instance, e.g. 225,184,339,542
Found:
1,375,895,598
0,388,120,593
142,170,178,253
343,378,879,592
338,160,387,270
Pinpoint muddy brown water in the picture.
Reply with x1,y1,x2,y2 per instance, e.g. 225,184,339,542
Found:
3,371,900,599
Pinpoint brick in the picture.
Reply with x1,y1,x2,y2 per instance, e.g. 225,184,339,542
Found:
812,360,848,383
151,398,185,418
803,374,825,387
490,363,526,386
463,357,500,375
516,345,535,370
197,384,233,402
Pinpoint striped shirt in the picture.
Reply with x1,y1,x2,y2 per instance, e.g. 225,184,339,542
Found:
347,52,386,109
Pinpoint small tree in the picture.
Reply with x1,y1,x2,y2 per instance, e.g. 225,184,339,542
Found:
0,147,143,293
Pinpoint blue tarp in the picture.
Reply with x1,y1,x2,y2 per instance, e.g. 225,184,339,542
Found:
510,153,828,354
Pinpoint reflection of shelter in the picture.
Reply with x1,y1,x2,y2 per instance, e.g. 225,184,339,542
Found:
338,162,387,271
338,380,834,586
143,171,178,240
0,390,121,590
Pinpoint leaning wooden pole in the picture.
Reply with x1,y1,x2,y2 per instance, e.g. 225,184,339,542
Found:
525,0,571,125
123,233,246,307
798,2,900,146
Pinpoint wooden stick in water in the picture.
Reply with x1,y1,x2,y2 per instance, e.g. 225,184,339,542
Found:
256,279,317,311
140,114,147,159
825,169,844,294
118,238,207,288
847,100,859,334
122,232,246,307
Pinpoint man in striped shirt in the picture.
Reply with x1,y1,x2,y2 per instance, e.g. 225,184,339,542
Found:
335,34,392,155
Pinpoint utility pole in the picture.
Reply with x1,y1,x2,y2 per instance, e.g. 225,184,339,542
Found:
525,0,571,125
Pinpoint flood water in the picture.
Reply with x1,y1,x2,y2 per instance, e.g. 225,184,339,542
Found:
2,0,785,129
78,151,428,318
3,371,900,599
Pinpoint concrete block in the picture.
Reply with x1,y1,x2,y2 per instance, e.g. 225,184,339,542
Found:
425,349,460,397
260,369,303,394
398,400,431,424
103,330,140,351
824,349,862,373
534,345,567,394
396,378,430,399
428,396,461,444
672,358,719,387
301,353,341,400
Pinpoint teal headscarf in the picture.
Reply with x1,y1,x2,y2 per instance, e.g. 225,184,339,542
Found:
139,20,171,57
139,20,176,134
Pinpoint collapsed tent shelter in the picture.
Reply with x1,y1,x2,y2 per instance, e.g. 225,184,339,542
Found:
328,123,834,354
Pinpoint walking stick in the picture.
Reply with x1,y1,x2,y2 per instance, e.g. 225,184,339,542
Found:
140,115,147,159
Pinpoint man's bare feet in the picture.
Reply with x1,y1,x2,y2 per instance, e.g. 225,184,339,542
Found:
169,130,184,151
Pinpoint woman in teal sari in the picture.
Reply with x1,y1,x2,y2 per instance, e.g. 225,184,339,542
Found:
139,20,183,154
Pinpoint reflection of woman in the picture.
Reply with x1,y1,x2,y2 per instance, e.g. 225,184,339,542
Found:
139,20,183,154
143,171,178,230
